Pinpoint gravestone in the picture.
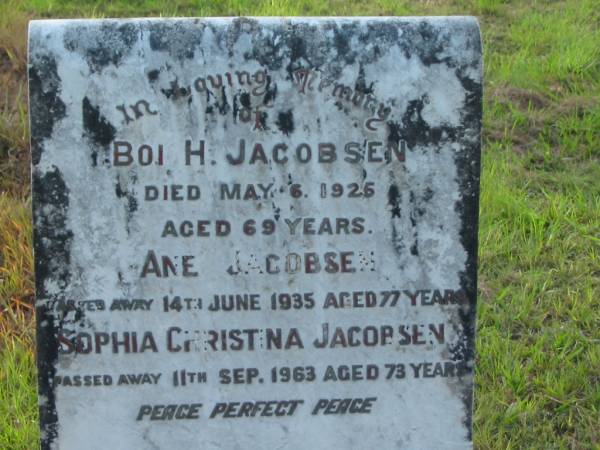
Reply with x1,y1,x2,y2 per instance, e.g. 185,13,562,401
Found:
29,17,482,449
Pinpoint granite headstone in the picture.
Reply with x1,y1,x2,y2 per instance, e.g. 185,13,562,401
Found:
29,17,482,449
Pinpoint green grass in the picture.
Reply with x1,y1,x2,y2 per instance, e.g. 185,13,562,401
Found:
0,337,38,450
1,0,599,448
477,149,599,448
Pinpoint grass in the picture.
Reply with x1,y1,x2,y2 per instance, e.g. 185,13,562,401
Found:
1,0,599,448
0,336,38,450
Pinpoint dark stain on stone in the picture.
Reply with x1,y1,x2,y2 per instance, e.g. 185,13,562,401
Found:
256,110,268,130
390,223,405,258
409,214,417,228
417,21,449,65
357,22,399,63
386,121,405,161
441,21,482,440
32,171,73,282
408,191,417,227
289,36,306,63
52,298,88,332
127,195,139,214
82,97,115,147
387,122,402,144
232,94,239,122
82,97,116,166
423,186,434,202
205,88,214,103
242,22,325,79
411,190,427,218
31,166,73,450
355,65,374,95
244,34,286,71
115,179,139,211
222,18,262,57
28,54,66,166
115,176,138,234
395,20,453,67
263,76,278,105
276,109,294,136
408,190,421,256
401,98,431,148
148,21,204,60
387,184,401,218
240,20,404,85
217,86,230,115
272,203,281,221
399,95,458,151
63,22,137,73
333,28,350,58
240,92,251,108
161,78,190,100
147,69,160,82
285,35,311,80
73,307,85,323
410,241,419,256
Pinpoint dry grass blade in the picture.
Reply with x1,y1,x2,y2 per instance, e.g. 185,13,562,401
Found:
0,193,34,342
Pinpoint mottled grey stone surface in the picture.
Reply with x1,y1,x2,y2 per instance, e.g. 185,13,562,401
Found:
29,17,482,450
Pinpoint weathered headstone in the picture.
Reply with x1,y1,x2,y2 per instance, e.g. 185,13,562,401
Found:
29,17,482,449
